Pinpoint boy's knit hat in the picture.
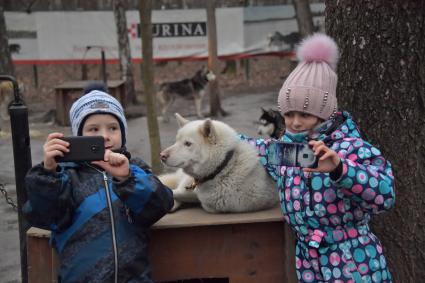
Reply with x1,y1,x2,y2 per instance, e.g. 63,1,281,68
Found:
69,90,128,145
278,33,339,120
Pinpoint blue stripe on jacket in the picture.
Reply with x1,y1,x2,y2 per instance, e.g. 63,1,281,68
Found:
122,165,154,214
53,183,118,253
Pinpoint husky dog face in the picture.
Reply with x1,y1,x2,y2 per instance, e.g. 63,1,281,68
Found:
160,113,237,178
205,70,216,82
199,65,216,82
257,107,285,139
194,67,216,84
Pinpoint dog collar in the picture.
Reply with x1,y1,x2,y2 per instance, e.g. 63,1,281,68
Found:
186,149,235,190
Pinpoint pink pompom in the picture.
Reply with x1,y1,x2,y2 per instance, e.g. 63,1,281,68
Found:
296,33,339,71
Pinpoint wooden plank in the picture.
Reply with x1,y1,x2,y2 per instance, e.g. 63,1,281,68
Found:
54,80,124,90
150,221,288,283
283,224,298,283
153,206,283,229
27,208,296,283
27,230,54,283
27,227,51,237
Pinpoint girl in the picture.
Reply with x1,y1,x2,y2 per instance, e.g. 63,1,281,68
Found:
240,34,395,283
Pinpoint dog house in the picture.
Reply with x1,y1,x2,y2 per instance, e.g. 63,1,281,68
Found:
27,206,297,283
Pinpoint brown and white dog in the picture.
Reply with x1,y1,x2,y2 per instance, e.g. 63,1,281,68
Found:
156,67,216,122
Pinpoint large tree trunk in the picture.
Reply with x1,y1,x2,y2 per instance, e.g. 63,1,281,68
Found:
326,1,425,282
113,0,137,105
206,0,227,117
139,0,162,173
292,0,314,37
0,3,15,75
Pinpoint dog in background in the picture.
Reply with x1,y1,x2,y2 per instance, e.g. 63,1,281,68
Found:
0,81,23,129
159,113,278,213
267,31,301,51
157,67,216,122
257,107,285,139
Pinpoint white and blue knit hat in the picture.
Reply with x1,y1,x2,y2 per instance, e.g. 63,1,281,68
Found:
69,90,128,145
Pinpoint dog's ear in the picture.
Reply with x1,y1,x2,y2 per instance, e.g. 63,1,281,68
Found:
273,109,282,118
175,113,189,127
261,107,266,113
201,119,216,144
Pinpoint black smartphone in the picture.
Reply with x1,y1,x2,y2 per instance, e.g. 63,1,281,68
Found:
56,136,105,162
267,141,318,168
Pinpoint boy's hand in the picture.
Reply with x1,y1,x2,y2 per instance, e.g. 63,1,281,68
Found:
92,150,130,181
304,140,341,173
43,132,69,172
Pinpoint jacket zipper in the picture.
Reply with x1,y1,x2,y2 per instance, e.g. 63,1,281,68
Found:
102,171,119,283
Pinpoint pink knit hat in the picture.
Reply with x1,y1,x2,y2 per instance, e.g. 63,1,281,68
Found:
278,33,339,120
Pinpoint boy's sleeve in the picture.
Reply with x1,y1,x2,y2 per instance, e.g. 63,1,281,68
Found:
23,164,75,231
331,139,395,214
112,163,174,227
238,134,280,181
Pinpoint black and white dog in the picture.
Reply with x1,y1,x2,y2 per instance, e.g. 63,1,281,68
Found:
157,67,216,122
257,107,285,139
267,31,301,51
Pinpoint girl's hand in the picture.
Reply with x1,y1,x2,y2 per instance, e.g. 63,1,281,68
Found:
92,150,130,181
303,140,341,173
43,132,69,172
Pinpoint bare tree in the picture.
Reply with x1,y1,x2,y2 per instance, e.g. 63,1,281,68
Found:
292,0,314,37
206,0,227,117
139,0,162,173
0,3,15,75
326,1,425,281
113,0,137,105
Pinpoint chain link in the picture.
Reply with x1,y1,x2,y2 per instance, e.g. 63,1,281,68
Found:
0,183,18,211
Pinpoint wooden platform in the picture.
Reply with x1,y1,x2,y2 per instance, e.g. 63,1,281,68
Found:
27,206,297,283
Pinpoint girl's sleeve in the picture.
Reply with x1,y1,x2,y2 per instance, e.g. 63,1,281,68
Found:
23,164,75,231
238,134,280,181
331,139,395,214
112,162,174,227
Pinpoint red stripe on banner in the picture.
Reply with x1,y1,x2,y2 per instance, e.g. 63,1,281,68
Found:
13,51,296,65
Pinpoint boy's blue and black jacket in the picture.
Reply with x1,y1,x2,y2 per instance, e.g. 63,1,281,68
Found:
23,158,174,283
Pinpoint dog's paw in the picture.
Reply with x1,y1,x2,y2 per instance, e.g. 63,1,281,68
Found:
169,200,182,213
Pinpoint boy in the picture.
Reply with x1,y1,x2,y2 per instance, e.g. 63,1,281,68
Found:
24,90,174,283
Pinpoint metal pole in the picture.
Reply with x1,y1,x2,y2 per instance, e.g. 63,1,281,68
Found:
101,49,107,84
85,45,107,84
32,65,38,88
0,75,32,283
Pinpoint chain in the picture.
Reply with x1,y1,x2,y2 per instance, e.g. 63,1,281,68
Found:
0,183,18,211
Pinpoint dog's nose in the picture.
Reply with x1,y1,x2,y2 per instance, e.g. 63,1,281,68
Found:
159,152,169,162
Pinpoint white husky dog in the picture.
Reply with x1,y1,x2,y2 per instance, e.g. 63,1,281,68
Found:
159,113,278,213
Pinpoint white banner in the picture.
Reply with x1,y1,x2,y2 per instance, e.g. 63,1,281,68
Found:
5,4,324,63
